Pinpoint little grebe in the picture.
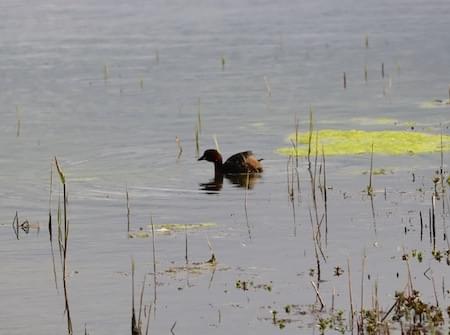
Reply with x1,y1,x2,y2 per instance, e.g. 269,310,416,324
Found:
198,149,263,177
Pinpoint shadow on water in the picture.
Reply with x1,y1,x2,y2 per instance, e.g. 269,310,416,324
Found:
199,174,262,193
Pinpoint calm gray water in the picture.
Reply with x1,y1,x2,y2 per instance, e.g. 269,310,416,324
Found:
1,0,450,334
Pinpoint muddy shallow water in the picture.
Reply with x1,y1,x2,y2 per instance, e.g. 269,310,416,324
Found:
1,0,450,334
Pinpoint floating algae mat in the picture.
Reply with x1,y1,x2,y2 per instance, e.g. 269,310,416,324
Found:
277,129,450,156
420,99,450,109
128,222,217,238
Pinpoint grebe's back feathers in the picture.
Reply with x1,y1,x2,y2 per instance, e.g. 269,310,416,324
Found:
223,151,263,174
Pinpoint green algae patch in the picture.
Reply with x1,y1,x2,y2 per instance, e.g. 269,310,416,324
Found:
277,129,450,157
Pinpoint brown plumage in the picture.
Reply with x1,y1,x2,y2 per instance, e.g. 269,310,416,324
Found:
198,149,263,177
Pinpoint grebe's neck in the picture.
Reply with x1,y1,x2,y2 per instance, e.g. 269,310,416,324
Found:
213,159,223,178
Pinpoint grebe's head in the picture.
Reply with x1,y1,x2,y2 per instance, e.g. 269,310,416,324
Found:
198,149,222,163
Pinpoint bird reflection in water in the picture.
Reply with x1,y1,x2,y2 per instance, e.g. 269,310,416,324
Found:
199,173,261,193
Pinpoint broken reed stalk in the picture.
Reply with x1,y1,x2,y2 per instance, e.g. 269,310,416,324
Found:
145,304,152,335
360,250,367,331
244,171,252,240
309,208,321,283
307,107,314,168
347,258,354,331
286,155,297,236
175,136,183,159
403,247,414,294
293,116,301,199
289,139,298,199
195,125,200,158
419,211,423,241
431,195,436,251
170,321,177,335
440,127,444,193
429,208,432,244
294,115,299,168
312,131,321,237
322,147,328,244
287,156,293,200
197,98,202,134
57,192,64,261
310,280,325,311
331,287,335,312
126,186,130,233
16,105,21,137
138,275,147,330
364,64,368,82
48,161,58,290
381,62,385,79
372,280,380,326
150,217,157,305
49,161,53,240
55,157,73,335
213,134,220,153
131,259,141,335
343,72,347,89
12,211,19,239
367,143,374,195
431,274,439,307
184,223,188,265
364,33,369,49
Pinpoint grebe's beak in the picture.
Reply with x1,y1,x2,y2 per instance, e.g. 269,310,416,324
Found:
198,155,205,161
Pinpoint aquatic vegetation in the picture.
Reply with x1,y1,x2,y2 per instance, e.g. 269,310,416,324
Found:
317,310,346,334
235,279,272,292
277,129,450,156
391,290,445,333
128,223,216,238
420,99,450,109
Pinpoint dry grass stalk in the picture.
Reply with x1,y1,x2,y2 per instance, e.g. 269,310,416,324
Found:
175,136,183,159
197,98,202,134
347,258,354,331
213,134,220,153
54,157,73,335
311,280,325,311
367,143,374,195
126,186,131,233
307,107,314,168
322,147,328,243
131,259,141,335
309,208,321,283
149,217,157,306
184,223,188,265
244,171,252,240
12,211,19,239
360,250,367,331
16,105,21,137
